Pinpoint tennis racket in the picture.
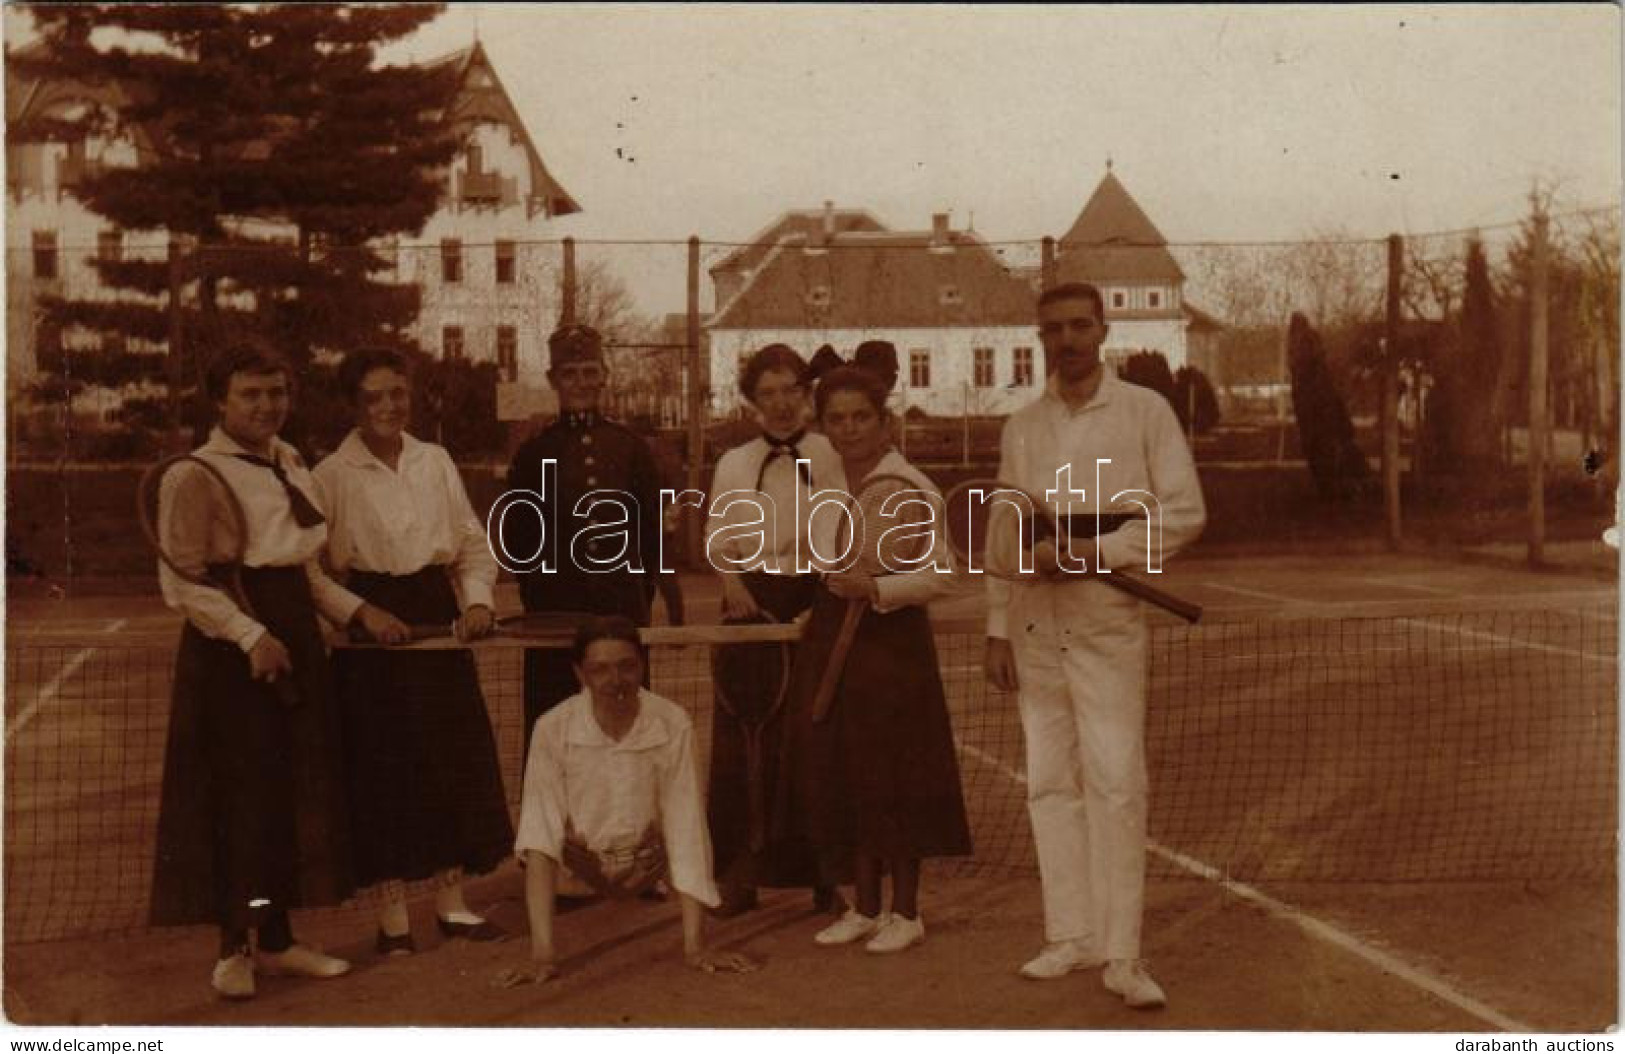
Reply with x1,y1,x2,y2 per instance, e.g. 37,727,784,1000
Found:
711,615,794,852
138,454,302,707
943,476,1202,624
342,610,598,649
809,473,942,723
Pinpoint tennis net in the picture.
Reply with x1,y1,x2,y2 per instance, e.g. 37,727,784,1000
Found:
4,594,1616,943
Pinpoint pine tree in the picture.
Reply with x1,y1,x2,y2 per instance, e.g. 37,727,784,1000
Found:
10,4,458,451
1287,312,1371,502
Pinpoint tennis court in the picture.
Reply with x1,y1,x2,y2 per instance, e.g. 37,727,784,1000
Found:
3,552,1617,1029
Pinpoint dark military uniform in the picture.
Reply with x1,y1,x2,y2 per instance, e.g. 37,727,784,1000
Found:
505,408,663,758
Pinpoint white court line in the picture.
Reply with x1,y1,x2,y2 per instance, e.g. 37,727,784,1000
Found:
1201,582,1310,604
953,739,1537,1032
1399,618,1616,666
6,618,127,742
1361,577,1455,596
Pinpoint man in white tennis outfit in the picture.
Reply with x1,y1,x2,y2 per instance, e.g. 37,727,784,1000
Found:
985,282,1205,1009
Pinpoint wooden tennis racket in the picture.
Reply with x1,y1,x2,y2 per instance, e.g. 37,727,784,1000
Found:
711,615,794,852
942,476,1202,624
809,473,942,722
342,610,598,649
138,454,302,706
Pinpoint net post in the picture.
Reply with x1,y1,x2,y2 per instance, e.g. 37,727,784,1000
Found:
1527,192,1549,566
560,236,577,325
685,235,706,570
1383,232,1403,550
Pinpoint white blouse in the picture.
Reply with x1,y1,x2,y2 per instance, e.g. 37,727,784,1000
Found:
158,427,363,653
313,430,497,612
704,431,841,575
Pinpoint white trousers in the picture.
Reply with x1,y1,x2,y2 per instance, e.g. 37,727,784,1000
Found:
1009,581,1148,959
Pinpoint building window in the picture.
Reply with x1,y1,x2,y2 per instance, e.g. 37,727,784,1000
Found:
1013,346,1035,386
497,324,518,380
1148,289,1161,309
97,229,122,264
909,349,931,389
441,238,463,283
1111,289,1126,310
443,325,464,361
939,285,962,306
805,285,831,308
495,240,515,284
32,230,58,279
973,347,995,388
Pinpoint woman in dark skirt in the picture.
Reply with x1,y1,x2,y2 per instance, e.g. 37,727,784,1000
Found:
314,347,515,955
705,344,844,916
151,342,409,1000
773,366,971,955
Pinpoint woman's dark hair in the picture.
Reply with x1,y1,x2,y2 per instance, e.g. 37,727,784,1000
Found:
814,364,890,420
203,340,292,402
337,346,414,405
570,614,647,667
739,343,806,403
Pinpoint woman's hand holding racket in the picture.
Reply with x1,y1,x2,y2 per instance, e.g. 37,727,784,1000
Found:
351,602,411,645
454,603,496,642
824,570,879,604
248,634,294,686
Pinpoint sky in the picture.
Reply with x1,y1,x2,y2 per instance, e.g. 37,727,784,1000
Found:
389,4,1622,246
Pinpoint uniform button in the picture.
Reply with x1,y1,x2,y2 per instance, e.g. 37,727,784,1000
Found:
585,456,596,466
582,435,594,447
587,476,597,486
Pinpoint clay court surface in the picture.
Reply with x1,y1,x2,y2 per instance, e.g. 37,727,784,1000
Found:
3,552,1618,1030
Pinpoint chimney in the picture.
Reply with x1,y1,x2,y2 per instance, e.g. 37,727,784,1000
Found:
822,200,835,244
931,212,950,245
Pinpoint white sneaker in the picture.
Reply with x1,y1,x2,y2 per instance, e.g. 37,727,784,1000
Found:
257,944,351,980
1018,939,1105,980
211,951,255,1000
814,909,887,946
1103,958,1167,1009
864,913,925,954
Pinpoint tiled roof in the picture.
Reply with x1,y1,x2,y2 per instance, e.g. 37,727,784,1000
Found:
1058,170,1184,284
710,208,888,276
709,226,1035,330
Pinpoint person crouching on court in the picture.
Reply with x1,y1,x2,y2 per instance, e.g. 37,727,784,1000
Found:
149,341,409,999
499,617,758,984
313,347,516,957
773,366,972,954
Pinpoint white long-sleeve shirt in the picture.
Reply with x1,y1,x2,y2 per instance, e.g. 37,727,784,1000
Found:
312,430,497,612
515,690,721,908
986,373,1206,638
704,431,841,575
158,427,364,653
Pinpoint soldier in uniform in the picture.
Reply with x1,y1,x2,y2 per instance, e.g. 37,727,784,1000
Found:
503,324,665,764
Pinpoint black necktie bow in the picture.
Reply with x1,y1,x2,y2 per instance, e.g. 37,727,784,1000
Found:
233,454,326,528
756,430,813,491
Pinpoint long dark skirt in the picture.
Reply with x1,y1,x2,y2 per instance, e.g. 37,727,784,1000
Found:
333,567,514,887
773,586,972,861
708,573,830,888
150,566,354,929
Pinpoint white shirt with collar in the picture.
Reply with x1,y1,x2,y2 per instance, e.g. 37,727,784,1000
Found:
515,689,720,908
705,430,840,575
312,430,497,612
986,371,1206,638
805,448,956,614
158,426,364,653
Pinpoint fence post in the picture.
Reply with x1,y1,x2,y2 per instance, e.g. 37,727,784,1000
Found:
1041,236,1056,291
1528,197,1549,566
166,237,186,452
1383,233,1403,550
685,236,705,570
560,236,577,326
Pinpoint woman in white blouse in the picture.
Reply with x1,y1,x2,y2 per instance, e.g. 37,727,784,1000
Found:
314,347,514,955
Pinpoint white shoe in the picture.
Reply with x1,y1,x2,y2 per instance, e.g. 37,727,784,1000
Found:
1103,958,1166,1009
211,951,256,1000
864,913,924,954
814,909,887,946
257,944,351,980
1018,939,1105,980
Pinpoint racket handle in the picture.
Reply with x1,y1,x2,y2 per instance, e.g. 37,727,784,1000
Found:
1098,569,1203,624
810,600,865,723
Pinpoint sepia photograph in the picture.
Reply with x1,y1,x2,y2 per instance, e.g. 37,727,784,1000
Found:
1,2,1619,1041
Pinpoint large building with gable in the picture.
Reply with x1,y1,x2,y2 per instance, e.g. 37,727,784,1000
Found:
5,39,578,416
708,168,1212,418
